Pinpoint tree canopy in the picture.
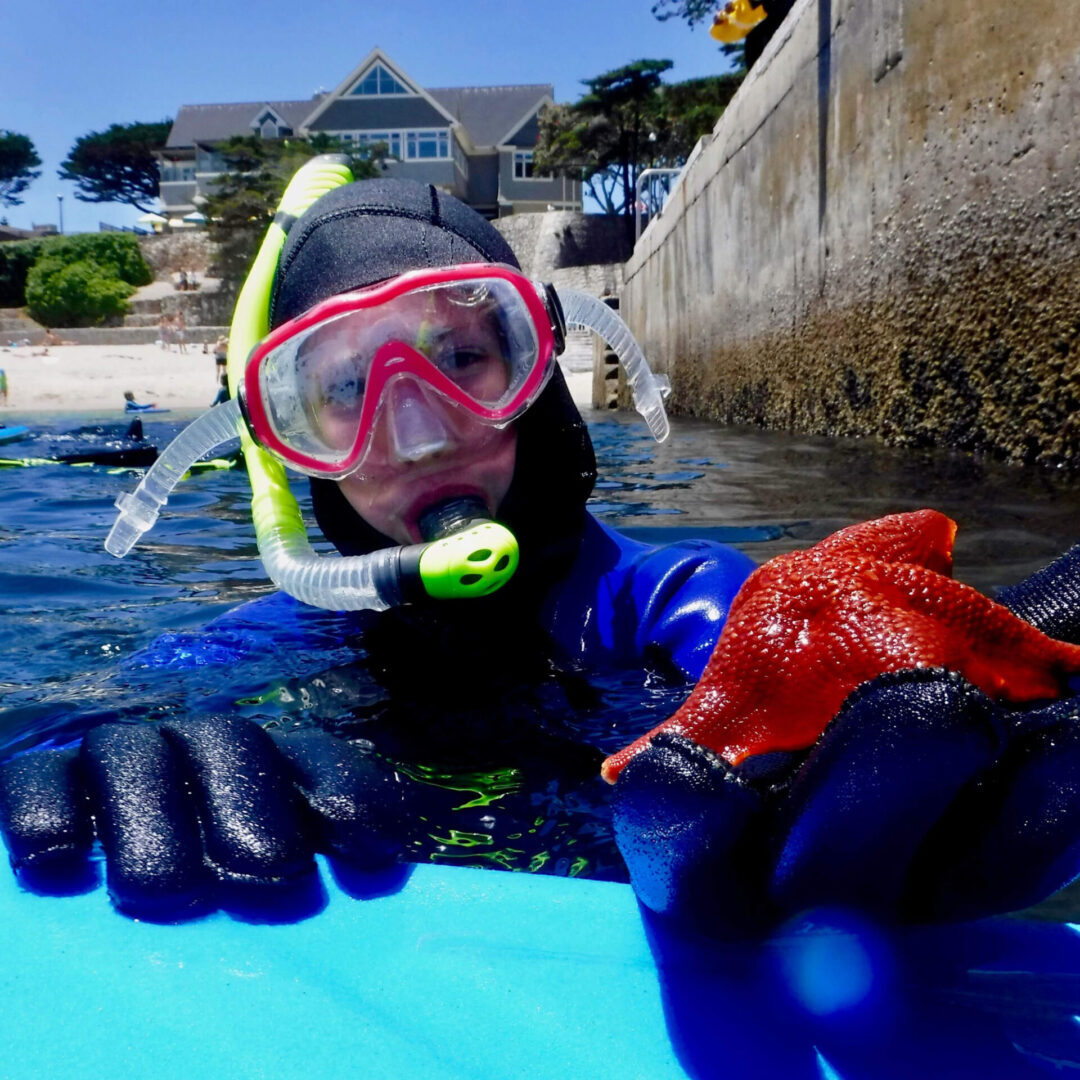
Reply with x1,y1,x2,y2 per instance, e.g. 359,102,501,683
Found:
535,61,741,240
203,135,384,291
58,120,172,213
0,131,42,208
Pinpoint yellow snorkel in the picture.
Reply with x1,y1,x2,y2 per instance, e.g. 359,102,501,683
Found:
105,155,669,609
108,155,520,609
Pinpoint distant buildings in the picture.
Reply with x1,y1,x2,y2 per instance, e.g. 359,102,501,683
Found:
157,48,581,224
0,223,57,242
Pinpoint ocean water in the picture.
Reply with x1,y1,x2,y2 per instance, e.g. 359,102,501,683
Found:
2,409,1080,881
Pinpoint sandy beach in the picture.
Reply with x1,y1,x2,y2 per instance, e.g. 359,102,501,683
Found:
0,343,219,416
0,342,593,416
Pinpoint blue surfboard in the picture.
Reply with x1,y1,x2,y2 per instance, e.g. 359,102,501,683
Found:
0,425,30,445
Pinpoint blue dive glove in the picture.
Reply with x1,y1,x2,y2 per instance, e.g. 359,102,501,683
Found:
0,716,406,919
611,544,1080,934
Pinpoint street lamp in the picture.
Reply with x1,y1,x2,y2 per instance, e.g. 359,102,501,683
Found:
57,195,64,235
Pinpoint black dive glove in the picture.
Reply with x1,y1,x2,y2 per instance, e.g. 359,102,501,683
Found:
0,716,406,919
612,544,1080,935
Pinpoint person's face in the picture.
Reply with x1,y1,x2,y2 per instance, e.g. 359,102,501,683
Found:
336,390,517,544
296,283,523,544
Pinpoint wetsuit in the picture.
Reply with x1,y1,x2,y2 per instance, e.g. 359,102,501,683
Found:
136,513,754,683
121,513,753,884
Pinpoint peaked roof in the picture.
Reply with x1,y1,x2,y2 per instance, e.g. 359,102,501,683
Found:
303,47,456,130
163,51,556,152
429,84,553,147
165,100,317,149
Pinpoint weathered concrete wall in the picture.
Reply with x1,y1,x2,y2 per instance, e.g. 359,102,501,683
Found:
623,0,1080,467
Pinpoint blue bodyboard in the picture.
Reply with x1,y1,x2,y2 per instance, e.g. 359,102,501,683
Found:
3,856,1080,1079
0,425,30,445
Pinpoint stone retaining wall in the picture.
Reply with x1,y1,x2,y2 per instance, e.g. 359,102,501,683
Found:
623,0,1080,468
138,232,216,276
494,211,630,296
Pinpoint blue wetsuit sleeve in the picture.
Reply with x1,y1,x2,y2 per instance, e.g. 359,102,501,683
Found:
624,538,756,682
543,516,756,682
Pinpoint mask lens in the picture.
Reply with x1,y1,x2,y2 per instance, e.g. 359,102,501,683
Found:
254,274,547,474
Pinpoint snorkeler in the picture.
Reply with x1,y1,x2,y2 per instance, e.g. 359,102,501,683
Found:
1,158,1079,931
123,391,158,413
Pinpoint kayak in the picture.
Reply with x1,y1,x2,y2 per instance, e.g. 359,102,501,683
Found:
51,446,159,467
0,856,1078,1078
0,425,30,445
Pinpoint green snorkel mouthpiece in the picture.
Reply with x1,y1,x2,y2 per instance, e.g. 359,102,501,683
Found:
377,496,519,605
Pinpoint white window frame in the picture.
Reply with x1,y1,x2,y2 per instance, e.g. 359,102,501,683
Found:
513,151,535,180
349,64,412,97
452,136,467,176
354,131,402,158
405,129,450,161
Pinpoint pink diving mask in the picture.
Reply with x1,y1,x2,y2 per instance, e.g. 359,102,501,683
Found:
242,263,563,479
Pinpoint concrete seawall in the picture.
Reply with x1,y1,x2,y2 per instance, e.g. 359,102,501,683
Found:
623,0,1080,467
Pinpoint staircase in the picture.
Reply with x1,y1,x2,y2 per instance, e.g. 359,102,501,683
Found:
0,309,43,345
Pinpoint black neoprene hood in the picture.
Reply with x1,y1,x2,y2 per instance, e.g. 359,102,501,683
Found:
267,178,597,567
270,178,521,329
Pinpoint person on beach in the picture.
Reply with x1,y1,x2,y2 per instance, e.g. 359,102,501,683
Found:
213,334,228,379
2,173,1079,933
123,390,157,412
158,313,173,351
175,312,187,354
210,372,229,406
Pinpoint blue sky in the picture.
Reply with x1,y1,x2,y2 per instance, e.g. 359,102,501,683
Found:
4,0,731,234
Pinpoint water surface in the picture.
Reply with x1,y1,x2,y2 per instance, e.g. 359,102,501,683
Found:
2,407,1079,881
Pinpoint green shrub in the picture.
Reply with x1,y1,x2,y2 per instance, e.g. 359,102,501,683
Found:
25,257,135,327
0,232,151,310
0,239,46,307
40,233,153,287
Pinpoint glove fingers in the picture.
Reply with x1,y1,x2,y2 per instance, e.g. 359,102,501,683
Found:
81,724,207,917
160,717,315,888
997,543,1080,644
271,730,406,870
912,697,1080,920
0,748,93,880
611,733,764,931
769,670,1001,920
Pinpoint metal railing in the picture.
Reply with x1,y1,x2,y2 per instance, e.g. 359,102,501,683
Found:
634,168,685,243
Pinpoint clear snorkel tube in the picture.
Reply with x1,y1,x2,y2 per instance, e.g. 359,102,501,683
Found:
106,156,672,612
557,292,671,442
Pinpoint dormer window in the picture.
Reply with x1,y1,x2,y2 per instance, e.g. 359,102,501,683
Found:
253,110,290,139
351,64,410,96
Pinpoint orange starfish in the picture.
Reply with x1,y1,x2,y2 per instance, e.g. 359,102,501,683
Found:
602,510,1080,783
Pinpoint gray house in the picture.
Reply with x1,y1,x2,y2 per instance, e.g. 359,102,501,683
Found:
158,49,580,223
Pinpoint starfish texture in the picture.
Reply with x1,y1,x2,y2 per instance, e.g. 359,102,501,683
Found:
602,510,1080,783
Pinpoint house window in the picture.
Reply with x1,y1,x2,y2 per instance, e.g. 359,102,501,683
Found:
452,138,467,175
160,164,196,182
513,151,535,179
196,150,227,173
406,130,449,160
356,131,402,158
255,111,287,139
351,64,409,96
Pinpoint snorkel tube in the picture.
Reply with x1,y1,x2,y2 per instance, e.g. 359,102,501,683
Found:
105,156,671,612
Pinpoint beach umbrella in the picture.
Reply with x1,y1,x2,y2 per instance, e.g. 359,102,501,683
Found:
182,211,207,224
136,212,167,225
